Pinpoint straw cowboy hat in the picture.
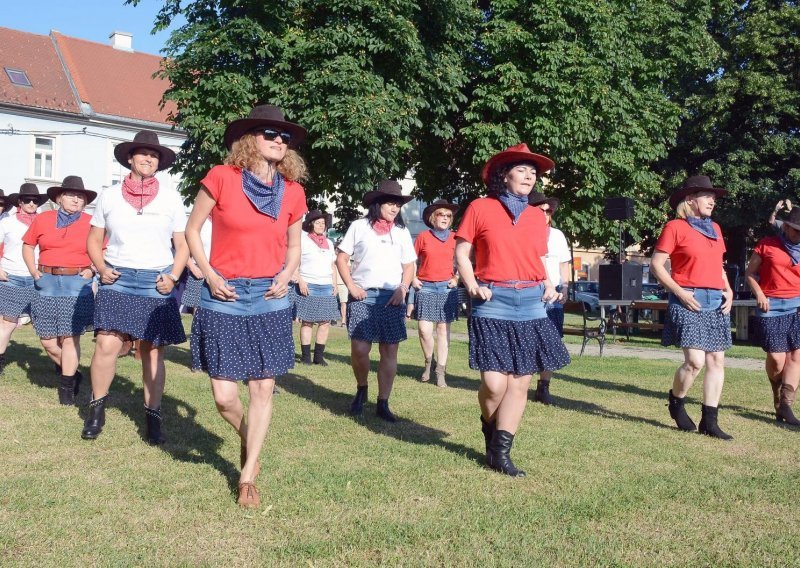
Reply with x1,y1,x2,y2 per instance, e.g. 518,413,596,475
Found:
114,130,176,171
46,175,98,205
481,143,555,185
223,104,307,150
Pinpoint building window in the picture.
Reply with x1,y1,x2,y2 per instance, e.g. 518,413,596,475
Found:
33,137,55,179
5,67,32,87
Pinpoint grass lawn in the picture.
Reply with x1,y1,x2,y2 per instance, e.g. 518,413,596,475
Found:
1,318,797,566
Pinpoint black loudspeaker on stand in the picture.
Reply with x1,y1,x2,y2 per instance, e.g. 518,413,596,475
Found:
604,197,635,221
599,263,643,301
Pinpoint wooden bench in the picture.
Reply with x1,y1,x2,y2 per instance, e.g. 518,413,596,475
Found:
606,300,666,340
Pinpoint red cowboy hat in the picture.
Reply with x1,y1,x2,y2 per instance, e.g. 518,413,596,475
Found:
481,143,555,185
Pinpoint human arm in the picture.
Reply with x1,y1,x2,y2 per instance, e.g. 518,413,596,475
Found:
388,262,415,306
744,252,768,313
557,261,570,304
22,244,41,279
265,219,301,298
720,268,733,315
336,250,366,300
87,226,119,284
769,200,792,227
649,250,701,312
186,188,236,300
156,231,188,295
455,238,491,301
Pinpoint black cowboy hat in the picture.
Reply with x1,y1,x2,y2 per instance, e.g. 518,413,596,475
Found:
669,175,727,210
114,130,176,171
302,209,333,233
361,180,413,207
481,143,555,185
7,182,47,207
781,208,800,232
47,175,97,205
223,104,307,150
528,191,560,211
421,199,460,229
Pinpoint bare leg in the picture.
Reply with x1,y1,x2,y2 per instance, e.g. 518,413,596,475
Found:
0,318,17,354
766,352,787,383
702,351,725,407
435,322,450,366
479,370,510,423
781,350,800,390
89,333,124,398
300,322,313,345
241,378,274,482
672,347,706,397
494,374,533,433
417,320,435,361
315,321,330,344
59,335,81,376
139,341,166,409
39,336,62,367
377,342,399,399
351,339,372,387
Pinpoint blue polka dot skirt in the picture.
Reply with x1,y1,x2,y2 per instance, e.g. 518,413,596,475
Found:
347,298,407,344
468,315,571,375
182,274,203,308
0,277,35,319
287,283,298,319
94,288,187,346
753,311,800,353
190,307,295,380
32,293,94,337
661,303,732,352
545,303,565,337
295,293,340,323
413,288,459,323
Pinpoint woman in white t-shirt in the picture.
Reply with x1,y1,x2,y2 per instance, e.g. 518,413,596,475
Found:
0,183,46,375
336,181,416,422
295,210,339,366
81,130,189,445
528,192,571,405
181,217,212,311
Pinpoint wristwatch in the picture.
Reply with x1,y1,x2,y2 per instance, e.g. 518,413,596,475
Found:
165,273,179,283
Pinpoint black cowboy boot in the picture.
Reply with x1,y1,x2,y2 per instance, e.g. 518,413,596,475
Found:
81,395,108,440
350,385,368,416
73,370,83,397
0,353,7,375
300,344,312,365
376,398,397,423
698,404,733,440
145,406,165,445
480,415,496,465
313,343,328,366
668,390,697,432
489,430,526,478
534,379,552,405
58,373,77,406
776,383,800,426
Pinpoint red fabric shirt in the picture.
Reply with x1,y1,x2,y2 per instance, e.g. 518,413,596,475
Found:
753,236,800,298
414,230,456,281
201,165,307,279
22,210,92,267
455,197,548,282
655,218,726,289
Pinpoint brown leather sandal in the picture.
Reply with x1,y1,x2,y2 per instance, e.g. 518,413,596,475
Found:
237,482,260,508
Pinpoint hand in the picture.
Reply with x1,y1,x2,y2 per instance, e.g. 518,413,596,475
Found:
411,278,422,290
542,284,559,304
447,277,458,289
100,267,121,285
156,274,176,295
468,285,492,301
298,279,309,296
348,284,367,301
32,269,43,280
264,272,290,299
0,269,7,282
79,268,93,280
721,289,733,315
188,263,204,279
677,289,701,312
755,292,770,313
206,272,238,301
387,287,406,306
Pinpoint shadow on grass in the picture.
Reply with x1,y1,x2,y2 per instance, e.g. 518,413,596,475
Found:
277,372,486,465
726,404,785,427
554,372,666,401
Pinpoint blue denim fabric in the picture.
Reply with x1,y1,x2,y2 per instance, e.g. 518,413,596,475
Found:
200,277,289,315
471,281,547,321
756,296,800,318
354,288,399,306
418,280,453,294
668,288,723,312
304,283,335,297
34,272,93,298
101,265,174,298
1,274,34,288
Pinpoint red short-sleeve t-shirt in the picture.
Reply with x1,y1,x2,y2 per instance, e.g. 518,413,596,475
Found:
414,230,456,281
201,165,308,279
655,218,726,289
455,197,548,282
22,210,92,267
753,236,800,298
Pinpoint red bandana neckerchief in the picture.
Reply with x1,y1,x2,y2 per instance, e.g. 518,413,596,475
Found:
16,211,37,226
308,232,329,249
122,175,160,213
372,219,393,236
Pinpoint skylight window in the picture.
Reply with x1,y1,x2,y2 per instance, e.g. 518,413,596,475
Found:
5,68,32,87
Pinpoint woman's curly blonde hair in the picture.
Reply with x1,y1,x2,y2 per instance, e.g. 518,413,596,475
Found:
225,133,308,182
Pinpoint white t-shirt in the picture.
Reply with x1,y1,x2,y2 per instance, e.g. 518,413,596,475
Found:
338,218,417,289
543,227,571,286
199,218,212,259
299,232,336,285
91,186,187,270
0,215,38,276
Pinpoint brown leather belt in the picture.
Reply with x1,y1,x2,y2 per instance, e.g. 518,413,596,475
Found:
38,265,91,276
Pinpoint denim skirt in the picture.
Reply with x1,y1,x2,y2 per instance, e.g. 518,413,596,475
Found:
468,282,570,375
32,272,94,337
752,296,800,353
0,274,36,319
413,280,459,323
294,283,340,323
191,277,294,380
661,288,731,352
94,266,186,346
347,288,407,344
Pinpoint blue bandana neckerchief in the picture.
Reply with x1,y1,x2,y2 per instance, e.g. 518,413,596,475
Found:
242,169,285,219
779,230,800,266
497,192,529,225
685,216,717,240
430,228,451,242
56,209,82,229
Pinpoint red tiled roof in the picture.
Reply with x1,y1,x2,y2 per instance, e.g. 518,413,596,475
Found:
0,27,81,114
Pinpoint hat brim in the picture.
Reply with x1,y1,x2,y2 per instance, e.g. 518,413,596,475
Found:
668,187,727,209
302,212,333,232
224,118,307,150
421,202,460,229
114,142,176,171
529,195,560,210
362,191,414,207
481,151,555,185
46,186,98,205
7,193,48,207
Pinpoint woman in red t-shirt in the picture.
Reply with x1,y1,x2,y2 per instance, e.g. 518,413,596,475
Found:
186,104,308,509
412,199,460,387
21,176,96,406
651,176,734,440
745,208,800,425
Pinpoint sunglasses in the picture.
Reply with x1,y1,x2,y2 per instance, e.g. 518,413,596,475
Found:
19,197,40,204
435,213,453,218
253,128,292,144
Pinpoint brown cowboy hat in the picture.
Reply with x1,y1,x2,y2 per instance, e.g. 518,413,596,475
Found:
781,208,800,231
361,180,413,207
7,183,47,207
669,175,728,209
528,191,560,211
47,175,97,205
422,199,460,229
302,209,333,233
114,130,176,171
223,104,307,150
481,143,555,185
